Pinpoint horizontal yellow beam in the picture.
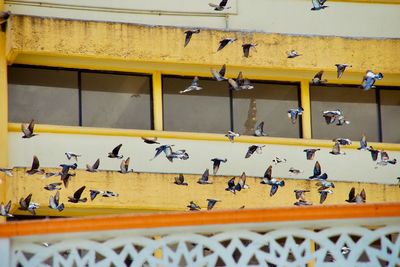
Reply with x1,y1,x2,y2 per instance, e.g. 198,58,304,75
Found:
4,168,400,217
8,122,400,151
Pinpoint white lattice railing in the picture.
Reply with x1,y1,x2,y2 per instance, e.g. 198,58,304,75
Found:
1,204,399,267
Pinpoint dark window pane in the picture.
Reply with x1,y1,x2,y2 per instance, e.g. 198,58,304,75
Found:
380,89,400,143
81,72,151,130
311,85,379,141
8,67,79,126
163,76,230,134
233,82,300,138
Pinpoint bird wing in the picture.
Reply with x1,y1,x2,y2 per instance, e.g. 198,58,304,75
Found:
210,68,222,80
289,110,298,124
21,123,30,136
217,39,229,51
23,193,32,208
54,191,60,206
73,186,86,200
245,145,258,158
219,0,228,7
227,177,235,188
31,155,40,170
270,184,278,196
177,174,185,184
255,122,264,136
4,200,11,213
219,64,226,77
320,191,328,204
208,3,219,8
362,75,375,90
312,0,320,8
323,114,336,124
191,76,199,86
314,70,324,80
184,31,193,47
264,165,272,180
360,189,366,202
370,149,379,161
92,159,100,170
201,169,209,182
381,151,389,161
238,172,246,188
336,65,345,79
348,187,355,202
90,190,99,201
305,150,315,160
112,144,122,155
125,157,130,170
212,160,221,175
332,142,340,154
243,45,250,58
228,78,239,90
314,161,322,177
236,71,244,86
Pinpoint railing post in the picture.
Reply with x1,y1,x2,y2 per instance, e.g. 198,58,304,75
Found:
152,71,163,131
300,80,312,139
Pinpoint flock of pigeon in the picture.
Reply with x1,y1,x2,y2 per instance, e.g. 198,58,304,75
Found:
0,0,395,217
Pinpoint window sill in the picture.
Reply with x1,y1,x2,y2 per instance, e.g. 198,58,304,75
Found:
8,122,400,151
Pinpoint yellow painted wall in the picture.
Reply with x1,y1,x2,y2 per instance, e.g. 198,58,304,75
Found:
5,168,400,217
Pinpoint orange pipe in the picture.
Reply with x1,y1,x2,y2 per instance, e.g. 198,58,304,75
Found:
1,203,399,238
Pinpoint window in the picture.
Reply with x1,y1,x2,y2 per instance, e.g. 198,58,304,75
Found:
310,85,379,142
162,76,230,134
8,67,79,126
81,72,152,130
232,82,301,138
8,66,152,130
380,89,400,143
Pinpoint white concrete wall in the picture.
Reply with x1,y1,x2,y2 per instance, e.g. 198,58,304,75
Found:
5,0,400,38
8,132,400,184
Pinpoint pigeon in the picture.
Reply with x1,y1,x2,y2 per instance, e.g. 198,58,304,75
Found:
90,190,119,201
304,148,320,160
254,121,268,136
225,131,240,142
272,157,287,165
60,163,77,174
294,200,313,206
167,149,189,162
0,200,13,217
211,64,227,81
357,135,368,150
225,177,237,194
21,119,37,138
198,169,212,184
335,64,352,79
229,72,254,91
187,201,201,211
294,190,310,201
368,146,380,161
209,0,230,11
316,181,335,191
289,167,303,175
330,141,346,155
44,182,62,191
333,138,352,146
323,110,349,125
336,115,350,126
362,70,383,91
376,151,397,166
141,137,160,144
86,159,100,172
287,50,301,58
180,76,203,94
60,172,76,188
207,199,220,210
68,186,87,203
119,157,133,173
65,152,81,161
319,189,333,204
152,145,173,160
242,43,257,58
312,70,327,85
174,174,188,186
0,168,13,176
288,107,304,124
90,190,101,201
48,191,64,212
19,193,39,215
261,165,285,196
245,145,265,158
236,172,249,190
108,144,123,159
184,29,200,47
26,155,45,175
268,181,285,197
217,38,236,52
311,0,328,11
211,158,227,175
346,187,366,203
309,161,328,180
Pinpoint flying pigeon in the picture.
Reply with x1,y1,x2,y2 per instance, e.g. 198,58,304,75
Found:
323,110,349,125
229,72,254,91
261,165,285,196
288,107,304,124
60,172,76,188
319,189,333,204
198,169,212,184
245,145,265,158
180,76,203,94
90,190,119,201
86,158,100,172
21,119,37,138
217,38,236,52
167,149,189,162
19,193,39,215
289,167,303,175
187,201,201,211
225,131,240,142
0,200,13,217
346,187,366,203
236,172,249,191
44,182,62,191
362,70,383,90
65,152,81,161
0,168,13,177
242,43,257,58
26,155,45,175
254,121,268,136
294,199,313,206
368,146,380,161
68,186,87,203
119,157,133,173
358,135,368,150
330,141,346,155
108,144,123,159
225,177,237,194
311,0,328,11
152,144,174,160
184,29,200,47
60,163,77,174
335,64,352,79
174,174,188,186
141,137,160,144
376,151,397,166
312,71,327,85
209,0,230,11
304,148,320,160
287,50,301,58
48,191,64,212
211,158,227,175
316,181,335,191
211,64,227,81
294,190,310,201
333,138,352,146
309,161,328,180
272,157,287,165
207,199,221,210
